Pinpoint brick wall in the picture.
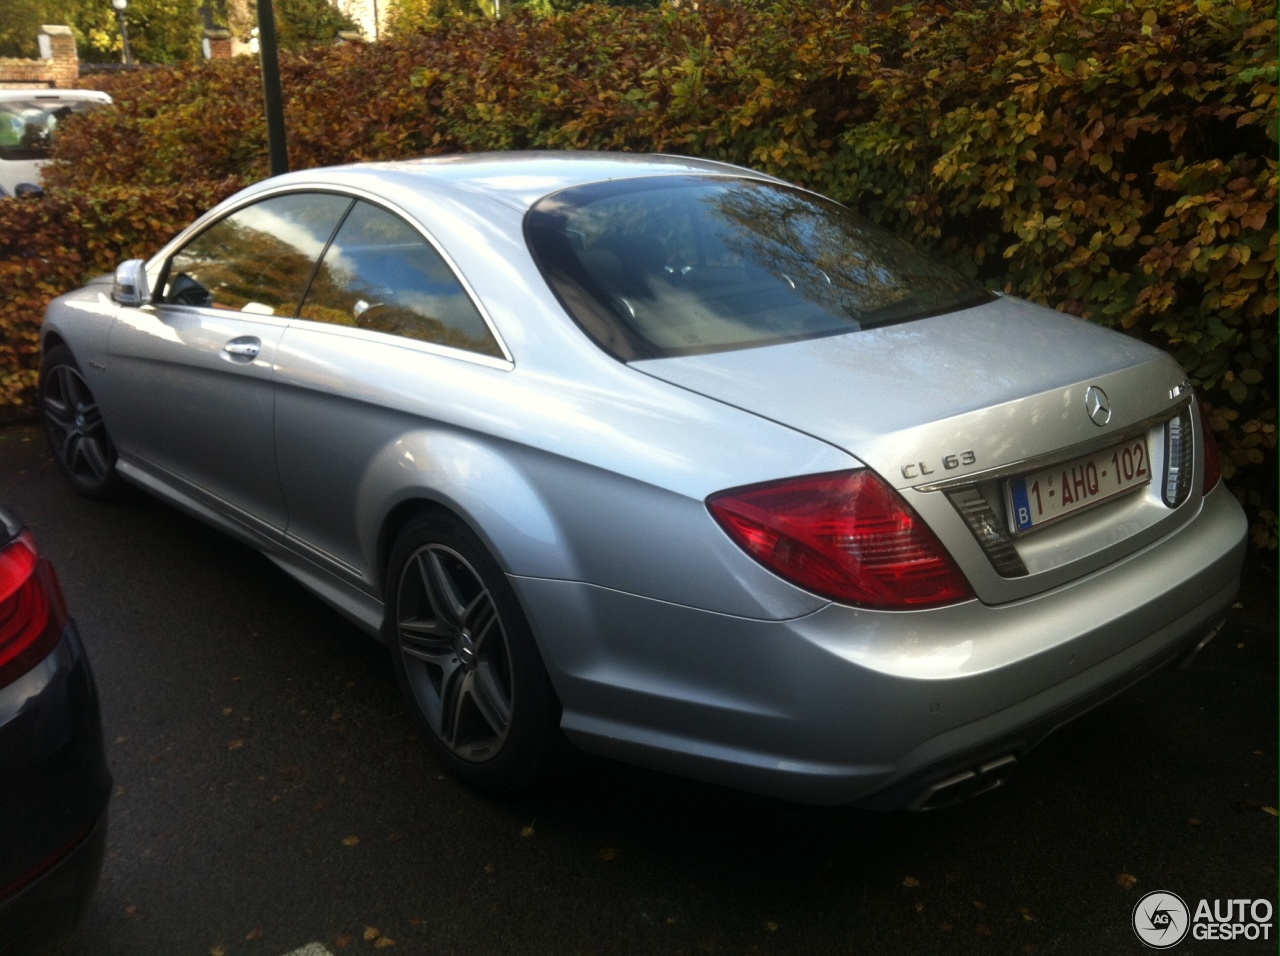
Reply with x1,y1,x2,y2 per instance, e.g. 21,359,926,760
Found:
0,26,79,89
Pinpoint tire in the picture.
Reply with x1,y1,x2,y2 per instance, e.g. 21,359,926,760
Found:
385,511,561,794
40,344,125,500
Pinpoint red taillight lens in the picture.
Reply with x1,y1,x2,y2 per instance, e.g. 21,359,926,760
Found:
707,470,974,610
0,531,67,689
1197,400,1223,494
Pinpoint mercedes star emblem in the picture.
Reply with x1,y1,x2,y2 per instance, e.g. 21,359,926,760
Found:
1085,385,1112,427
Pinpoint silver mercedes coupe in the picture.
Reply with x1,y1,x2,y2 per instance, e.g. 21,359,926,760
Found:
39,153,1247,809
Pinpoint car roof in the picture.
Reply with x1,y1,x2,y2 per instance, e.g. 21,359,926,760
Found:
256,151,784,214
0,88,112,106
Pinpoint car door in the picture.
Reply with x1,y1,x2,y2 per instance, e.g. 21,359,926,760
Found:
105,191,354,533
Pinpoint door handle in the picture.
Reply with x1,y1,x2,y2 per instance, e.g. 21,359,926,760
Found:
223,337,261,359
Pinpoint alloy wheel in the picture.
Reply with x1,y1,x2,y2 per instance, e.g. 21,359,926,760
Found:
395,543,514,763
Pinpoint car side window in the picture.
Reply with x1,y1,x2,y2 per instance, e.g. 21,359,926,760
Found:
298,200,502,358
160,193,353,317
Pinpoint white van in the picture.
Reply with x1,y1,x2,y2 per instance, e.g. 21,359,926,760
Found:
0,89,112,196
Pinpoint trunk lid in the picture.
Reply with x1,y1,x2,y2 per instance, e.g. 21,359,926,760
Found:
633,296,1201,605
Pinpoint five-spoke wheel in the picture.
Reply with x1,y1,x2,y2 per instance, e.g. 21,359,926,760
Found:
40,344,124,499
386,513,560,792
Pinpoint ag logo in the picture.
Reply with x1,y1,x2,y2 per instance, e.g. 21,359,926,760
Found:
1133,891,1190,949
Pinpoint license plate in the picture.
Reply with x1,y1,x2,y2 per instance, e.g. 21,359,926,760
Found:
1008,438,1151,533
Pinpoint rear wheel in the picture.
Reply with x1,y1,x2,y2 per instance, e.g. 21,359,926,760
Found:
385,512,561,793
40,344,124,500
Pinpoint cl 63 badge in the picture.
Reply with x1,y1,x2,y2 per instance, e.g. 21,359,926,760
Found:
901,450,977,480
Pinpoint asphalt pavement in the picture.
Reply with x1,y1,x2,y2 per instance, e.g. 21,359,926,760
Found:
1,424,1275,956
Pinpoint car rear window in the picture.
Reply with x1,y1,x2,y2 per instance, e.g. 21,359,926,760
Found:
0,95,105,161
524,175,994,361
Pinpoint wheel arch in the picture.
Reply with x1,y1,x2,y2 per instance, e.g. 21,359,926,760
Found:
360,431,578,604
40,328,68,358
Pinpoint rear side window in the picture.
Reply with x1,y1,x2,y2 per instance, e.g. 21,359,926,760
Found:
160,193,353,316
298,201,502,358
525,176,994,361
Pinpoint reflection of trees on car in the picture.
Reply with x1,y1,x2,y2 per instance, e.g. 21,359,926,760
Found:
163,193,351,315
168,220,319,316
160,193,502,357
704,182,984,328
300,201,503,357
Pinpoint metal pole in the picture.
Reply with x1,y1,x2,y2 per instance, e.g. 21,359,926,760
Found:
256,0,289,176
116,9,133,65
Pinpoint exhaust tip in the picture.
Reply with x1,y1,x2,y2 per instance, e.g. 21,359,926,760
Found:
908,755,1017,811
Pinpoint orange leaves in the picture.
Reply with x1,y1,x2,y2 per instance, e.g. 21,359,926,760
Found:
1,0,1276,542
0,180,239,410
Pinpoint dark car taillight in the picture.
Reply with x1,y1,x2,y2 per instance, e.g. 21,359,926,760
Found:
708,470,975,610
0,531,68,689
1197,401,1223,494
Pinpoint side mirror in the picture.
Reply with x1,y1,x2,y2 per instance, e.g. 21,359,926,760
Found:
111,259,151,307
13,182,43,199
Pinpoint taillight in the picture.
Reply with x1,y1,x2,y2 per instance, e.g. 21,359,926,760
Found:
0,531,67,689
1197,400,1223,494
707,470,974,610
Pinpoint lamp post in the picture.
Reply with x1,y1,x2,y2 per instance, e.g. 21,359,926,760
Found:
110,0,134,66
255,1,289,176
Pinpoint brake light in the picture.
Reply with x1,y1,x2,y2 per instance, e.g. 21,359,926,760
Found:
708,470,974,609
0,531,67,689
1197,401,1222,494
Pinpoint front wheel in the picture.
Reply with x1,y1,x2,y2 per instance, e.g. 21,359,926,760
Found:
40,344,125,500
385,512,561,794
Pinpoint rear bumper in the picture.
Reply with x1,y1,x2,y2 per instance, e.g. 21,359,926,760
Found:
518,484,1247,807
0,620,112,951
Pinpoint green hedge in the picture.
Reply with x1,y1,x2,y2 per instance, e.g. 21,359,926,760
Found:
4,0,1276,542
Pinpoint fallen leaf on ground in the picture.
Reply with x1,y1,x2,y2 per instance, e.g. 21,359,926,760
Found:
1116,873,1138,890
227,740,245,751
342,835,360,847
210,947,227,956
520,825,535,838
364,926,381,940
599,847,618,861
1264,807,1278,817
245,927,263,941
333,934,353,948
902,876,920,888
374,939,396,949
765,921,778,931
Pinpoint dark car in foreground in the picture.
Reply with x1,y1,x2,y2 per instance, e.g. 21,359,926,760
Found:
38,152,1245,809
0,507,110,954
